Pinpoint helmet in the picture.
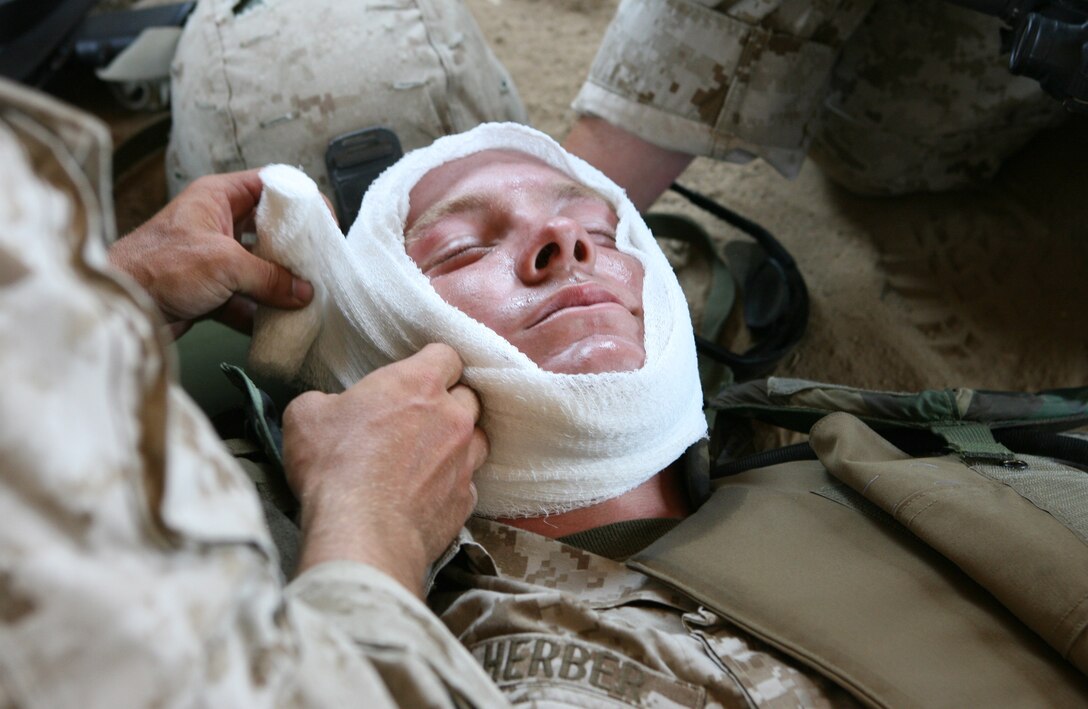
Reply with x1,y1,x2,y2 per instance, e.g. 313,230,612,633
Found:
166,0,526,198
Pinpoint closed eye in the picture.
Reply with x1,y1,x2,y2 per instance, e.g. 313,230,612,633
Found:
587,228,618,246
424,243,490,274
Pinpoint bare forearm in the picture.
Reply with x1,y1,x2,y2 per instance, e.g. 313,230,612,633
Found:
563,115,694,212
295,491,430,598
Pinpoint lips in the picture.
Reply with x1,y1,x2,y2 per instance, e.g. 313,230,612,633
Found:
529,283,629,327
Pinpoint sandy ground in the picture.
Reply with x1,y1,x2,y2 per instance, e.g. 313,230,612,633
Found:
464,0,1088,393
96,0,1088,396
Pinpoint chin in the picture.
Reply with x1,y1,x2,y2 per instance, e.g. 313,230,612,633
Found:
538,338,646,375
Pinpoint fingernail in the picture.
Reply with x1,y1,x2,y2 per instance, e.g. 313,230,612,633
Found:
292,278,314,303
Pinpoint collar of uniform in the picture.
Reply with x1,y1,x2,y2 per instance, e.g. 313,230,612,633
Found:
558,518,681,561
430,517,696,611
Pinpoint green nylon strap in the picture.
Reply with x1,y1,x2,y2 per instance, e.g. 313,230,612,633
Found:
220,363,286,471
698,256,737,399
931,422,1020,465
642,212,736,341
642,212,736,400
700,257,736,343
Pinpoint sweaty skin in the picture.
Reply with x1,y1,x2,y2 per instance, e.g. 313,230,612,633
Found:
404,151,690,536
405,150,646,375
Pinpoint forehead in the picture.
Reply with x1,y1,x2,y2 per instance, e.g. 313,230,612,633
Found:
405,149,611,233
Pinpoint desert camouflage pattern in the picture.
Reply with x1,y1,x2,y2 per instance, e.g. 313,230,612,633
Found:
0,78,508,708
709,377,1088,433
167,0,527,197
810,0,1067,193
431,518,860,707
574,0,1065,193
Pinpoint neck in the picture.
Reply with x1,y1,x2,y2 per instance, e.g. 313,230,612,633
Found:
496,462,690,538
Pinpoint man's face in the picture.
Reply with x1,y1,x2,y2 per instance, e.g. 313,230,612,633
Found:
405,150,645,374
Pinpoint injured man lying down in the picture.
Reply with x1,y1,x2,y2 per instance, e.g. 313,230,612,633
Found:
250,123,853,705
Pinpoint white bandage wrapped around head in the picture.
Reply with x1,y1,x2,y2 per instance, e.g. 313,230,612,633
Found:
250,123,706,518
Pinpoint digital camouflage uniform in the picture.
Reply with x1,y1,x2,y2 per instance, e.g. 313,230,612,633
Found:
573,0,1067,194
167,0,527,198
0,75,858,704
0,77,508,708
431,518,861,707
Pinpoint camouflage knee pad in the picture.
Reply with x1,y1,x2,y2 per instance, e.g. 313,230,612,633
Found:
810,0,1066,195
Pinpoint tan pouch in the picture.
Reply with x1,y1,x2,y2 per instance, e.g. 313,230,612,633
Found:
810,411,1088,674
630,416,1088,707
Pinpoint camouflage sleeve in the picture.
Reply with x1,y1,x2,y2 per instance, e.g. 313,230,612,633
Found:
288,561,511,705
0,80,507,709
572,0,874,177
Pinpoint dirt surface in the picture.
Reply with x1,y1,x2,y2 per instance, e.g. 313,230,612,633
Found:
90,0,1087,394
465,0,1088,393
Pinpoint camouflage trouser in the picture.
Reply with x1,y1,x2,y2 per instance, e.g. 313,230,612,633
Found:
167,0,527,198
574,0,1066,194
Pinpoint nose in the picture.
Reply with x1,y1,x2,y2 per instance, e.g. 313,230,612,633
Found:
518,216,596,282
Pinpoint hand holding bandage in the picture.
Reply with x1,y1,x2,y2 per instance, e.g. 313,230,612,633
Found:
108,170,313,338
283,343,486,597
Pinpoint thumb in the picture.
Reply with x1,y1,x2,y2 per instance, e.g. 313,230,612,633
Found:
229,248,314,309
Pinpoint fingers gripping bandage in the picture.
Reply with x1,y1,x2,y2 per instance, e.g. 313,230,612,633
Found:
249,123,706,518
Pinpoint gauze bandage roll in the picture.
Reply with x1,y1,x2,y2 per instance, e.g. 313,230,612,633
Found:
250,123,706,518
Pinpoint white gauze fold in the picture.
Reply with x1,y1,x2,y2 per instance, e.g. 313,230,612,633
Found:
249,122,706,518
